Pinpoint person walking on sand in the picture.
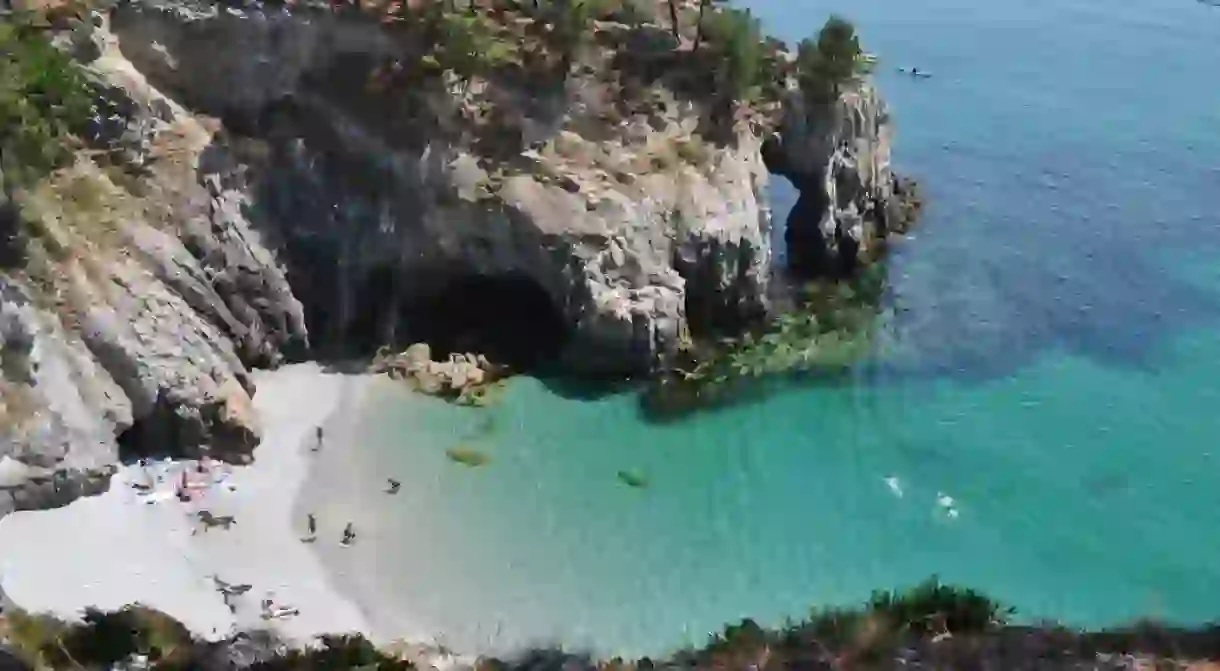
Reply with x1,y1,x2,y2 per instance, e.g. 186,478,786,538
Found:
176,470,190,502
341,522,356,546
312,426,324,453
300,513,318,543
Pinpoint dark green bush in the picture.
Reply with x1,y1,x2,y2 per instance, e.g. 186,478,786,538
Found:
700,6,766,102
865,576,1014,636
796,14,862,102
248,634,416,670
800,576,1013,654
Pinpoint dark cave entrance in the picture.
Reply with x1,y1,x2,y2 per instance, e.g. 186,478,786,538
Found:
307,264,569,374
395,272,568,373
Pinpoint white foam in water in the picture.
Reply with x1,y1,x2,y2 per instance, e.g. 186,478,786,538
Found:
936,492,959,519
884,475,904,498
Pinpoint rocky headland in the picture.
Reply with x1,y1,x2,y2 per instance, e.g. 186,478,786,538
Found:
0,0,915,514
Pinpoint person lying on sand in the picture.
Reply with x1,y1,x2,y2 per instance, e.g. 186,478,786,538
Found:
386,479,401,494
211,576,252,597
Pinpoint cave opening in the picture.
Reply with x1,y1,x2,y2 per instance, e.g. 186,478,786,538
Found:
304,264,569,375
394,272,569,374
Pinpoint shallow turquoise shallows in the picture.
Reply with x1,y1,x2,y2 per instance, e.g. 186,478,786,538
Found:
300,0,1220,657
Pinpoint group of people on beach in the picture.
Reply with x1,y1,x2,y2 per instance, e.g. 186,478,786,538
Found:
130,457,234,504
301,513,356,546
302,426,405,547
305,427,359,547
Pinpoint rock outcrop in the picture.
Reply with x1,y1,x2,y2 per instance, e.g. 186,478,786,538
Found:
763,81,919,276
371,342,508,404
0,19,306,513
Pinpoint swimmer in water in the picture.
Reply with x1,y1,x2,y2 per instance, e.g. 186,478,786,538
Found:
884,475,904,498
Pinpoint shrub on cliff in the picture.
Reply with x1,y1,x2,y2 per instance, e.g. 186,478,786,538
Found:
796,14,863,102
796,577,1013,660
700,6,766,103
248,634,416,670
3,605,196,668
430,11,521,80
0,19,93,187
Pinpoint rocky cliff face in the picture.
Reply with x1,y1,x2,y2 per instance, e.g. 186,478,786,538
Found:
763,80,915,277
0,19,307,516
0,0,909,515
107,0,774,375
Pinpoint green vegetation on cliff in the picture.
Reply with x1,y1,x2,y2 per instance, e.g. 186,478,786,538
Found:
644,265,894,421
795,14,863,102
0,17,92,187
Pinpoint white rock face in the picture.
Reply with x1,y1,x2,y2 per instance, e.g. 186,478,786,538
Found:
765,81,904,275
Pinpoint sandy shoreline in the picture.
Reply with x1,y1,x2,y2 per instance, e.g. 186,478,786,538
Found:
0,364,378,646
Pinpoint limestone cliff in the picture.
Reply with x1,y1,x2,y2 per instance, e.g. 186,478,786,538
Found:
0,0,913,515
764,78,919,276
0,22,306,516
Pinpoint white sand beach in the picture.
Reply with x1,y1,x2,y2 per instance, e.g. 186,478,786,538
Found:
0,364,378,645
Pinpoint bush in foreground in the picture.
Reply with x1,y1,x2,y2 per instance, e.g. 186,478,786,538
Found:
6,578,1220,669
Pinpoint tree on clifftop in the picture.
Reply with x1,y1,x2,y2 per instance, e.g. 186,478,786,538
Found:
701,6,765,104
796,14,862,102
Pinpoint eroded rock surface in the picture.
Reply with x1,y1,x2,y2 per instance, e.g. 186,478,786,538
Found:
764,81,919,276
0,16,305,511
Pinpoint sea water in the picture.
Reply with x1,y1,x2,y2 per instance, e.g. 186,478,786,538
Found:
298,0,1220,657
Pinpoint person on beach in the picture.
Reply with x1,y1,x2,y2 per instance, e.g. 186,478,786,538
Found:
386,478,401,494
341,522,356,546
176,471,191,502
307,513,317,536
312,426,324,452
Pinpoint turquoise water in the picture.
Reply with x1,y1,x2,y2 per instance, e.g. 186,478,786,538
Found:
307,0,1220,658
